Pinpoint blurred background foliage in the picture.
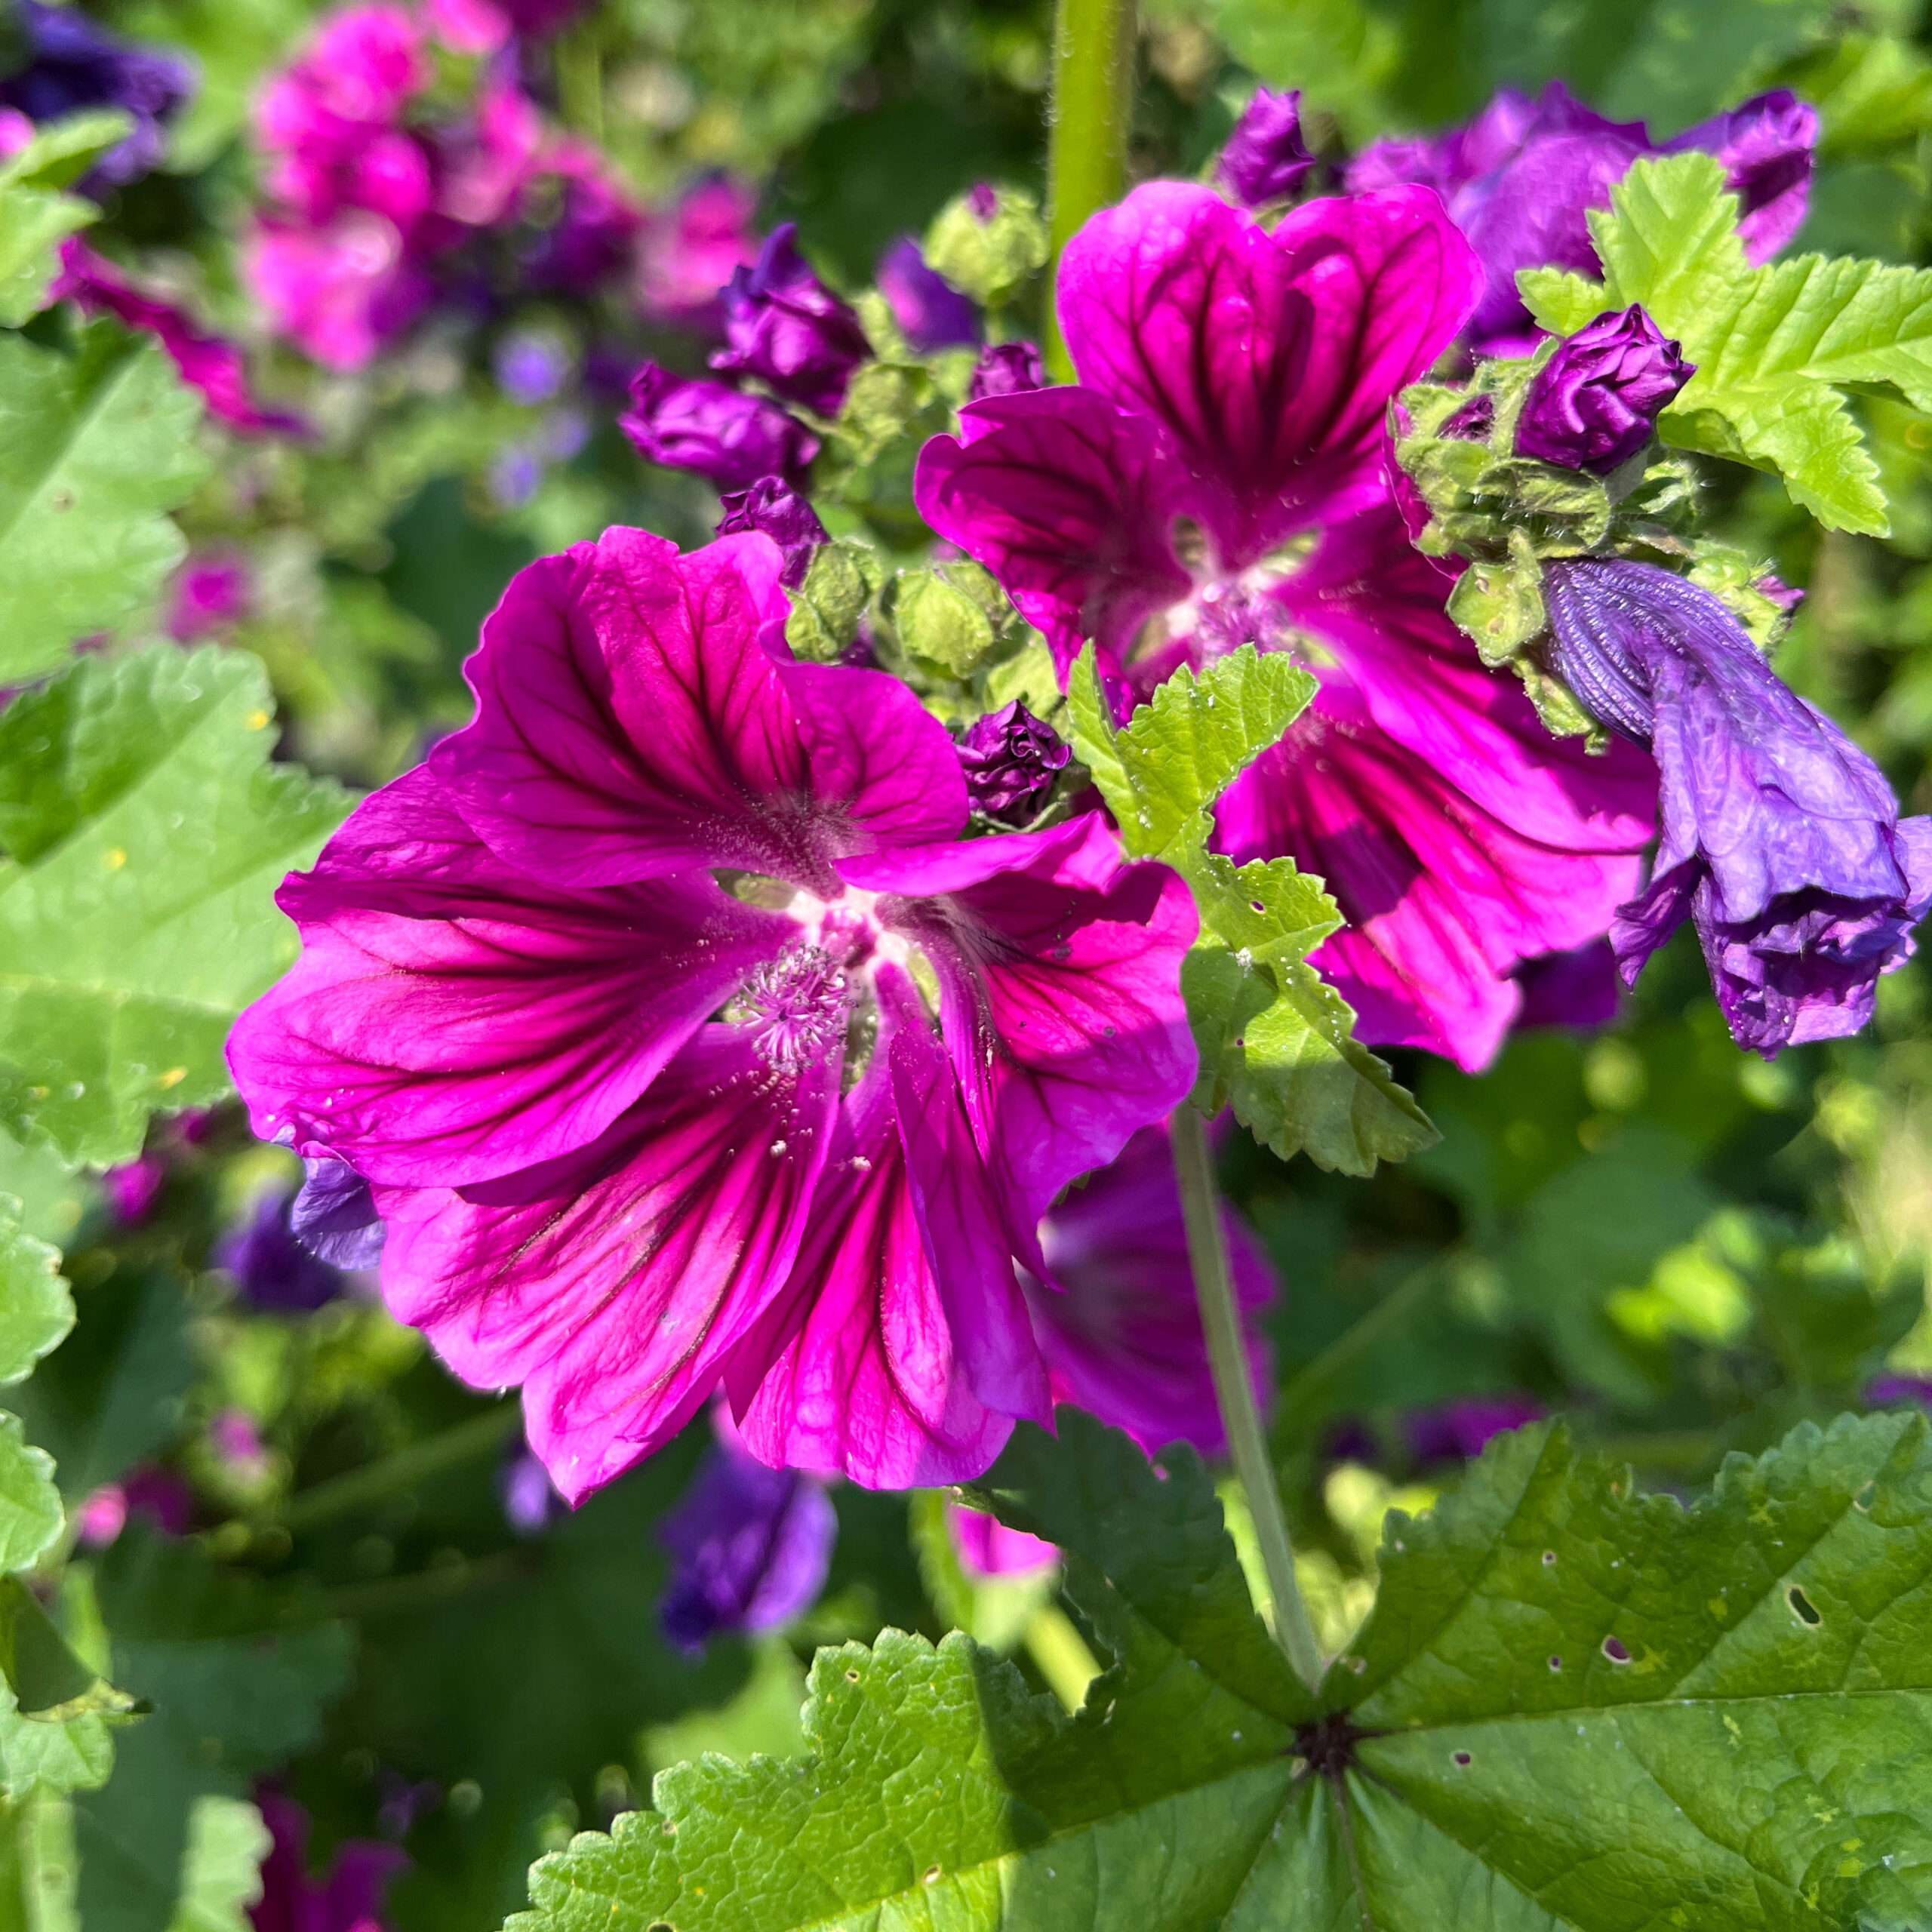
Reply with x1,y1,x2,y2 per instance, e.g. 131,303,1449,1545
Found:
12,0,1932,1924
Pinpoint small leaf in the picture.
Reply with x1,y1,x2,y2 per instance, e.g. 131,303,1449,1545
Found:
0,648,350,1168
0,328,211,681
0,1199,71,1389
0,1579,139,1802
0,1419,59,1577
0,112,129,326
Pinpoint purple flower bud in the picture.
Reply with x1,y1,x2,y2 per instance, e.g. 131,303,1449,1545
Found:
1757,572,1804,616
876,238,980,352
657,1441,836,1655
715,475,828,588
1515,306,1693,472
709,224,871,416
221,1185,351,1310
1,2,193,191
1545,557,1932,1055
1217,87,1315,208
967,182,999,220
620,362,818,492
958,701,1072,824
290,1156,386,1270
101,1156,165,1226
967,340,1044,402
167,554,252,643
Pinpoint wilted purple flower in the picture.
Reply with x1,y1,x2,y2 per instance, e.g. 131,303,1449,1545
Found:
1758,573,1805,616
1217,87,1315,208
948,1503,1055,1578
1349,84,1817,351
967,340,1044,402
1516,306,1693,472
500,1448,562,1536
290,1156,385,1269
252,1789,405,1932
1407,1395,1543,1463
620,363,818,491
1544,558,1932,1054
877,238,980,352
0,2,192,190
710,225,871,415
715,475,828,587
958,703,1071,824
657,1435,837,1654
218,1187,349,1311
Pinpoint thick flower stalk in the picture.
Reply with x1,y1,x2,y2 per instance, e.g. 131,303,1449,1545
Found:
1543,559,1932,1055
229,528,1197,1500
917,181,1655,1068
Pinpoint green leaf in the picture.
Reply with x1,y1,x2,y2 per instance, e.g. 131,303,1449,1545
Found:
0,1420,59,1578
1520,152,1932,536
0,1202,69,1392
0,329,210,681
0,648,350,1167
513,1409,1932,1931
0,1580,137,1802
0,114,129,328
1067,648,1434,1176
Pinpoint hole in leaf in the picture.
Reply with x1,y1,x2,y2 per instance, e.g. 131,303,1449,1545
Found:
1789,1585,1822,1626
1452,1751,1472,1767
1601,1636,1630,1664
844,1668,861,1681
1548,1656,1561,1672
1541,1550,1558,1566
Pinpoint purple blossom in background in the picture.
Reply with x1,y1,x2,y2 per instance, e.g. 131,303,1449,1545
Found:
101,1156,165,1225
658,1435,837,1653
918,182,1655,1069
493,330,572,406
1515,305,1694,472
1348,84,1817,350
877,238,981,352
56,243,306,438
1512,941,1620,1030
251,1789,405,1932
715,475,827,588
228,528,1197,1497
949,1503,1055,1578
210,1409,272,1484
636,172,760,334
1406,1395,1543,1463
500,1447,562,1536
958,702,1071,824
75,1468,193,1549
219,1186,351,1310
291,1156,386,1269
168,555,254,642
968,340,1044,401
0,2,192,189
1217,87,1315,208
1544,558,1932,1054
1869,1374,1932,1410
621,364,819,491
711,225,871,414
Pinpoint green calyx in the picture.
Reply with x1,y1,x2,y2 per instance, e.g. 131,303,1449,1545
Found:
922,186,1049,312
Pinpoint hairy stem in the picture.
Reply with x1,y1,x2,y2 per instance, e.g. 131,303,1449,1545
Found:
1171,1106,1324,1690
281,1404,520,1534
1044,0,1137,379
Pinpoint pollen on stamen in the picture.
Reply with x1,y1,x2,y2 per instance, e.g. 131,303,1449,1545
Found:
732,945,852,1072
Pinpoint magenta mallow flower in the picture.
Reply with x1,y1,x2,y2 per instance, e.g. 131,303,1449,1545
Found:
227,528,1198,1497
0,2,192,191
877,238,980,353
710,224,871,415
251,1790,405,1932
55,244,305,438
1544,558,1932,1054
715,475,827,588
949,1502,1056,1578
1217,87,1315,208
958,702,1071,825
918,182,1657,1069
102,1156,165,1226
968,340,1044,402
622,364,818,492
1516,304,1693,473
657,1430,838,1654
1348,84,1816,352
636,173,761,334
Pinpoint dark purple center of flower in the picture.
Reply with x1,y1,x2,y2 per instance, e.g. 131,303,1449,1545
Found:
735,943,854,1072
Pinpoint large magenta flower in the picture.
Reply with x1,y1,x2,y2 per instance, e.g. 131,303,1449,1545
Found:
917,183,1656,1069
229,529,1195,1499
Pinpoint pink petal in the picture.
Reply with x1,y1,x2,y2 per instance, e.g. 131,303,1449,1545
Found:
913,387,1197,675
377,1025,840,1505
1057,183,1479,556
229,767,790,1187
843,812,1199,1226
434,528,968,892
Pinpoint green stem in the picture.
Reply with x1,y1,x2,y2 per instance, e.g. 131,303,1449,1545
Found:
1023,1603,1102,1712
1044,0,1137,380
1171,1107,1324,1690
281,1405,520,1534
319,1548,531,1623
